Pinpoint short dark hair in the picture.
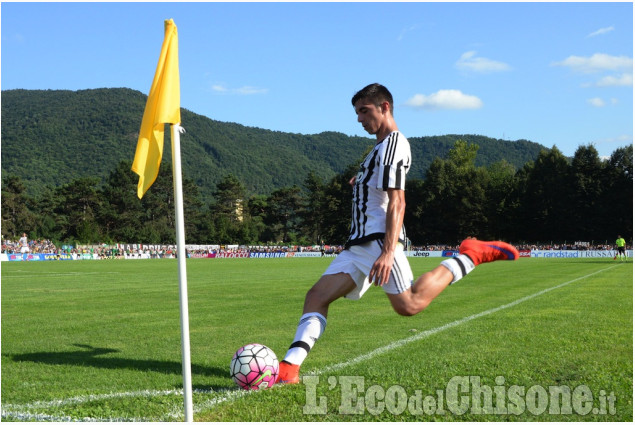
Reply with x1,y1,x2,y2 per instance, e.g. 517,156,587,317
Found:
351,83,394,114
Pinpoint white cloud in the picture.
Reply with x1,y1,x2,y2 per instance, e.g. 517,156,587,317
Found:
596,73,633,87
211,84,268,95
397,24,418,41
455,51,511,73
553,53,633,88
234,86,269,95
594,134,633,147
587,97,620,107
587,97,606,107
552,53,632,73
613,134,632,142
404,89,483,110
587,26,614,38
211,84,228,93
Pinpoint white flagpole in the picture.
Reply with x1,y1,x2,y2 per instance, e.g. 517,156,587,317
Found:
170,123,194,422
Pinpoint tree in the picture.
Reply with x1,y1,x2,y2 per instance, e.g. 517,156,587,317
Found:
516,146,572,242
415,140,490,243
34,186,65,242
99,160,145,242
137,162,206,244
54,177,103,243
319,161,359,245
243,194,268,244
602,145,633,239
203,174,248,244
1,175,36,238
263,186,303,243
484,160,518,239
300,172,331,245
210,174,246,220
404,178,427,245
569,145,605,240
180,177,205,244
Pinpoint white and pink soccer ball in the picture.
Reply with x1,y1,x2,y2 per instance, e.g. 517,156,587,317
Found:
230,343,279,390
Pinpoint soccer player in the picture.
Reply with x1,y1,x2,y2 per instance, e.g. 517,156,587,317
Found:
19,233,30,254
615,235,626,261
276,83,519,384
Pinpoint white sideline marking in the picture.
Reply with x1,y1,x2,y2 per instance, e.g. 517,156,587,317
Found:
1,388,221,422
1,389,183,422
2,265,620,421
5,271,120,279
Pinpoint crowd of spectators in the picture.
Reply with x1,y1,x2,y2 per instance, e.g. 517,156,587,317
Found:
188,244,345,258
2,237,631,258
411,244,459,251
410,241,632,251
2,237,61,255
514,242,628,251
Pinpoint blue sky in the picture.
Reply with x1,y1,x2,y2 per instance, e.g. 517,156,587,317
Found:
2,1,633,158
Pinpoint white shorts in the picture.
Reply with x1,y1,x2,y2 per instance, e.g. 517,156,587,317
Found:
20,246,30,254
323,240,414,300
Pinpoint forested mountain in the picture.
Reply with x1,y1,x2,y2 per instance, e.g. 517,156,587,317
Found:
2,88,545,204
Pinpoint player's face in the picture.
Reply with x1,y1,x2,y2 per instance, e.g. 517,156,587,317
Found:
354,99,385,136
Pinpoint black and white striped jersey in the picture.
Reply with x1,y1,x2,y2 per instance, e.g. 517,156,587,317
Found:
346,131,411,247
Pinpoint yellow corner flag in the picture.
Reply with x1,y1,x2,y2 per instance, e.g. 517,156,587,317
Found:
132,19,181,199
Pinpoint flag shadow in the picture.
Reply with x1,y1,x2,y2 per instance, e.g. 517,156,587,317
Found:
11,344,225,377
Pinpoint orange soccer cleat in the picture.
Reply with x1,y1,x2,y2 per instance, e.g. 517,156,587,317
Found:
276,360,300,385
459,239,519,266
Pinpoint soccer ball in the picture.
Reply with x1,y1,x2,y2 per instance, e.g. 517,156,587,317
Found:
230,343,279,390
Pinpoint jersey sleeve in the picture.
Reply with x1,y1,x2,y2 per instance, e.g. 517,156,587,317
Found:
377,132,411,191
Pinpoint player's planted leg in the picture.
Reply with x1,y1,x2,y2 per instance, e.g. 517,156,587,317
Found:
277,313,326,384
277,274,356,385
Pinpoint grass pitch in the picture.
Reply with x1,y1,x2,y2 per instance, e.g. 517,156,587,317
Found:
1,257,632,421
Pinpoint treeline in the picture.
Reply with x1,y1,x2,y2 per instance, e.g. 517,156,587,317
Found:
2,141,632,246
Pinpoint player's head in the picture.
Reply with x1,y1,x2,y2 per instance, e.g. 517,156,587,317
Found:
351,83,394,115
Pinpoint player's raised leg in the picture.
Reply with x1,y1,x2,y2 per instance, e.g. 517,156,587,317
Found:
387,238,519,316
386,265,453,316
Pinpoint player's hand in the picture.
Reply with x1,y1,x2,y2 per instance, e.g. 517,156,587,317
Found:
349,176,356,186
369,252,394,286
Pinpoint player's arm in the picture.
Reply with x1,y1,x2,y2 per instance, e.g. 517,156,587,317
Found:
369,188,406,286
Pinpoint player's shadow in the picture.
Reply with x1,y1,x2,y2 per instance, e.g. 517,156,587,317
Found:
11,344,226,377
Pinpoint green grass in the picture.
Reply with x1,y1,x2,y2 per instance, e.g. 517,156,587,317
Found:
1,257,632,421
